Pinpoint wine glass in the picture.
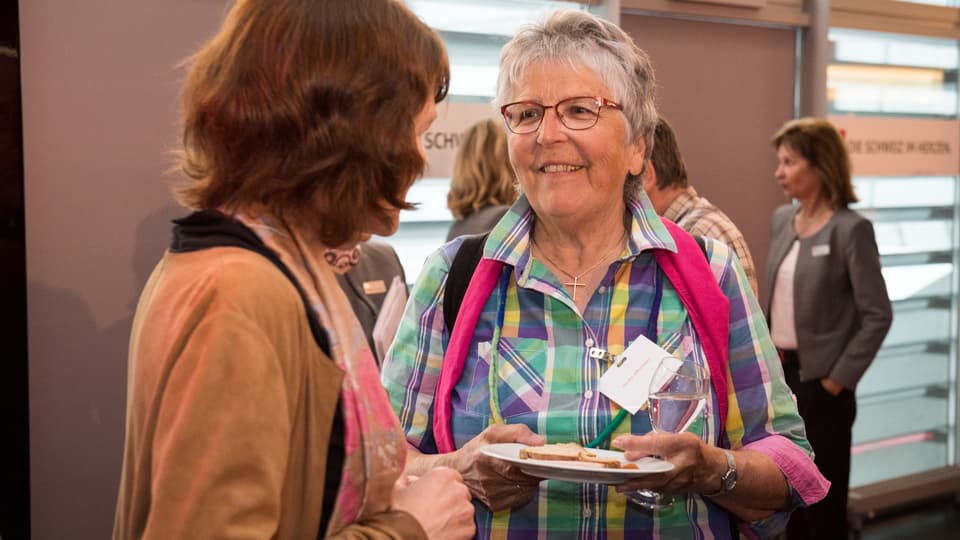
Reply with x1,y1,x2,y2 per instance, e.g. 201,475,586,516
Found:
628,356,708,511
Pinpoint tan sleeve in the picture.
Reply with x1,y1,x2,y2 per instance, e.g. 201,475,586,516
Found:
328,510,428,540
143,310,292,540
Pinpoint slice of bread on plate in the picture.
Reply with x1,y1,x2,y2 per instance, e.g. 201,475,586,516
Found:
518,442,583,461
519,443,627,469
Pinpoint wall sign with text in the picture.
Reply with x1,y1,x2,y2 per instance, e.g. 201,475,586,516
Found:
828,116,960,177
423,102,499,178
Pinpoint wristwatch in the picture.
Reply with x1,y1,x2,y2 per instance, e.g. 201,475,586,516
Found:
704,449,737,497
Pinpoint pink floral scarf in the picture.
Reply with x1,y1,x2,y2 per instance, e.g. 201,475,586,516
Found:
234,213,406,536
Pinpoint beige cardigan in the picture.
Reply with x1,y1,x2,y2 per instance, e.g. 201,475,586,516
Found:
114,247,426,539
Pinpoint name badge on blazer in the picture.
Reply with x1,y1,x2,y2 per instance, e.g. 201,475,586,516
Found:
362,280,387,295
811,244,830,257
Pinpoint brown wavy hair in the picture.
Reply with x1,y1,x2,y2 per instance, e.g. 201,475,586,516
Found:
174,0,449,246
771,117,858,209
447,118,517,220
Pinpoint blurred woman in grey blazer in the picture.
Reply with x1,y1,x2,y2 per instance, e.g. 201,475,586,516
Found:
763,118,892,540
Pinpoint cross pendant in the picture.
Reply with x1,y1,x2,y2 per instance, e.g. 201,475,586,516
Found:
564,276,584,300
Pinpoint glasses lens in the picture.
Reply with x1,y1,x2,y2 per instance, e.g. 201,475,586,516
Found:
503,103,544,133
557,97,601,130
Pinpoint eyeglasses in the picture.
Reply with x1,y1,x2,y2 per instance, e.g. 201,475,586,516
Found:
500,96,622,134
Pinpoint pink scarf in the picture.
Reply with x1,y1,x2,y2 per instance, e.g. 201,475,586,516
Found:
235,214,405,536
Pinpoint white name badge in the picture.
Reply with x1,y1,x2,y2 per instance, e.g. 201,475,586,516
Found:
598,335,678,414
811,244,830,257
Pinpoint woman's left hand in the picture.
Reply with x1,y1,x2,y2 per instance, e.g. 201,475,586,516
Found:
820,377,844,396
610,432,722,496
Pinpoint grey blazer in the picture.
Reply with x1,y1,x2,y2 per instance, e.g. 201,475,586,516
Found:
335,240,407,364
762,204,892,389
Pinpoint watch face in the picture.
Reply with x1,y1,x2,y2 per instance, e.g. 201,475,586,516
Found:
723,470,737,490
721,451,737,491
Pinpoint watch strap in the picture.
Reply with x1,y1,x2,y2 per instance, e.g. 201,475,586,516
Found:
704,449,736,497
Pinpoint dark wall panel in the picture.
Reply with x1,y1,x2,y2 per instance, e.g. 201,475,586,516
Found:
20,2,229,538
622,13,797,294
1,0,29,537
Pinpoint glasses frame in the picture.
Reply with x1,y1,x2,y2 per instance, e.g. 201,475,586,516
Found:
499,95,623,135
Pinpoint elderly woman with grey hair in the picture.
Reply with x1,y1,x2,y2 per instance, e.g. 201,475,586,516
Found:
383,9,827,538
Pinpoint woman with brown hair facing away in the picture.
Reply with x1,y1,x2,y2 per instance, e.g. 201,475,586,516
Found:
764,117,892,540
446,118,518,240
112,1,474,538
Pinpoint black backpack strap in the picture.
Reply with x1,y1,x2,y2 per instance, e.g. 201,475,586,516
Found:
694,235,708,261
443,232,489,332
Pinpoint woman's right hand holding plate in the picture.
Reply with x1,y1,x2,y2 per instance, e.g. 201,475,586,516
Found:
453,423,546,511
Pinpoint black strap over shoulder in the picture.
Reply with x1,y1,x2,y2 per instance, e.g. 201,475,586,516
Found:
443,232,489,332
694,235,708,260
171,209,332,356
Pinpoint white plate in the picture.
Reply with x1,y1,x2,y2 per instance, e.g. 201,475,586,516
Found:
479,443,674,484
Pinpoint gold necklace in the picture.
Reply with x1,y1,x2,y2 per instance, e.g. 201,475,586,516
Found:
532,231,627,301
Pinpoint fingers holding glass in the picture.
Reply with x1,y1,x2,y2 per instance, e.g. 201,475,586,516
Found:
629,357,708,510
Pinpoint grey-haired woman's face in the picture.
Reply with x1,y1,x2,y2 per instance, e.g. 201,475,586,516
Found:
504,60,645,226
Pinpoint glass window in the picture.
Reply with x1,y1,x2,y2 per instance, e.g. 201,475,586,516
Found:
850,175,958,486
828,28,958,117
384,1,589,280
832,28,960,488
897,0,960,6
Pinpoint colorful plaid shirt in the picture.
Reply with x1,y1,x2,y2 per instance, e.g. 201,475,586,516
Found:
382,194,811,539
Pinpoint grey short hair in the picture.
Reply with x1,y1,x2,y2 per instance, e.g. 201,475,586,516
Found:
494,9,657,166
